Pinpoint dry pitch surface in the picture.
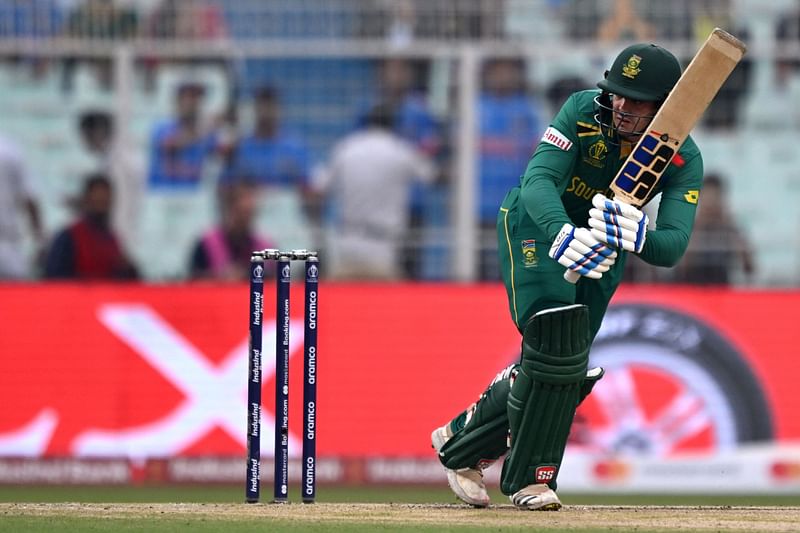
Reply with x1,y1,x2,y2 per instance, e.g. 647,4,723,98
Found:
3,502,800,532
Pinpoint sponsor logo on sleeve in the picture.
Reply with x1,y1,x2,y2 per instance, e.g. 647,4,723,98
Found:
541,127,573,151
684,190,699,204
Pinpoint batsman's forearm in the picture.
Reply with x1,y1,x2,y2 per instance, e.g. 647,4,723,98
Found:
637,228,690,267
520,167,572,240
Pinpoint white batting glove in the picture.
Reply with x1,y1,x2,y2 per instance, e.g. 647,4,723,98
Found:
588,193,649,253
548,223,618,280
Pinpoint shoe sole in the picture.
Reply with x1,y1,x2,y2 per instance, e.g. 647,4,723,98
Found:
535,502,562,511
512,491,562,511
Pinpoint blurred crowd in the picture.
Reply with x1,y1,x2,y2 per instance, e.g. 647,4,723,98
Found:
0,0,782,284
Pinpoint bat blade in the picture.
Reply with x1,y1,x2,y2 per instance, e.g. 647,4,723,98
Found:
564,28,746,283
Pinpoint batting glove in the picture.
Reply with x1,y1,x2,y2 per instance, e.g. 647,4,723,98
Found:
548,223,618,280
588,193,648,253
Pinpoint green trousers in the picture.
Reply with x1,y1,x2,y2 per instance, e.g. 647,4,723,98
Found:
497,186,625,337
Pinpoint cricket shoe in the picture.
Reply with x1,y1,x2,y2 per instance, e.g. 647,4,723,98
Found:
431,425,490,508
510,483,562,511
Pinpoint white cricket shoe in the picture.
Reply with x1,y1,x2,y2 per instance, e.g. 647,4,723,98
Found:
431,425,490,508
510,483,562,511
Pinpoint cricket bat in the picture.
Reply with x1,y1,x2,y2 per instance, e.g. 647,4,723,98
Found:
565,28,747,283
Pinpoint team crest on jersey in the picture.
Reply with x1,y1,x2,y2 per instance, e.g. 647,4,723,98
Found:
622,54,642,79
584,139,608,168
521,239,538,268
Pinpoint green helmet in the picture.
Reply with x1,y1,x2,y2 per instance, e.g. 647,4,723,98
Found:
597,43,682,102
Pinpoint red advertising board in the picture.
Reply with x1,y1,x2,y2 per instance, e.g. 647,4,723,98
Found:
0,283,797,468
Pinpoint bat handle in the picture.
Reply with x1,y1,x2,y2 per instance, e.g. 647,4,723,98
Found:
564,269,580,284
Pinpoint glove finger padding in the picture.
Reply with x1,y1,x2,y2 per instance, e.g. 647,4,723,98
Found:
592,193,645,222
548,224,617,280
561,248,612,273
589,194,648,253
560,233,616,272
561,245,615,269
588,218,641,252
571,228,618,262
588,208,641,232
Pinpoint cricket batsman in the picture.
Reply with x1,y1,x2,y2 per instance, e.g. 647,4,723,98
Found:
432,43,704,509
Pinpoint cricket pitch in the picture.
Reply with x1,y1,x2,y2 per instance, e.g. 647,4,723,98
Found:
3,502,800,532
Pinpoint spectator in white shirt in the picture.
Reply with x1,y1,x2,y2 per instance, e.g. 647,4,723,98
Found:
314,105,435,280
0,136,43,279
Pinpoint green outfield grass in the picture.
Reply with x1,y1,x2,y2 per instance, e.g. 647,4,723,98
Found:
0,484,797,506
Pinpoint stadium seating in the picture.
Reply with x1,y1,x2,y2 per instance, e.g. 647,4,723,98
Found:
1,0,799,285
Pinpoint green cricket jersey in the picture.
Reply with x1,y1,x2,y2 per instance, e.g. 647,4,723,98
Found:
497,90,703,335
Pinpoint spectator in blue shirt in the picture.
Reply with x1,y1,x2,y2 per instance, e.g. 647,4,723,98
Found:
148,81,219,189
222,86,311,189
478,58,543,279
